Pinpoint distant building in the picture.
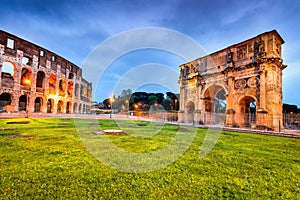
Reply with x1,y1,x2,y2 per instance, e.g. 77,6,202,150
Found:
179,30,286,131
0,30,92,114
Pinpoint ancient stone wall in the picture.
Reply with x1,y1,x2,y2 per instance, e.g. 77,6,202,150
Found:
179,30,286,131
0,30,92,114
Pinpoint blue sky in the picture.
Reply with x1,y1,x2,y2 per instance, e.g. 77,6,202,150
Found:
1,0,300,106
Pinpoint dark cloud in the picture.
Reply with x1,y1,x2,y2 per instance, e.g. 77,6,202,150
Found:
0,0,300,104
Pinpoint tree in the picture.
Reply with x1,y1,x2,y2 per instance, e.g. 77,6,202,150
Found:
148,95,158,105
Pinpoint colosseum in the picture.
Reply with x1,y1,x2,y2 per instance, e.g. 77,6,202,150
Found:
0,30,92,115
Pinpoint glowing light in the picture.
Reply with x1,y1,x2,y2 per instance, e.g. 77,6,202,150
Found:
24,79,31,85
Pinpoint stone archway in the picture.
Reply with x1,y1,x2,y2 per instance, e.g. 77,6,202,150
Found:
78,104,82,114
57,100,64,113
73,103,78,113
19,95,27,111
47,99,54,113
34,97,43,113
185,101,195,123
0,93,12,111
66,101,72,114
36,71,45,90
179,30,286,130
237,96,257,128
202,85,227,125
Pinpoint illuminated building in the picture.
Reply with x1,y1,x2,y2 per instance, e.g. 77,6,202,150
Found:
0,30,92,114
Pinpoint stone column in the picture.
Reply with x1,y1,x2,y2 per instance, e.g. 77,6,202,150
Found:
256,67,267,128
259,69,266,110
225,77,234,127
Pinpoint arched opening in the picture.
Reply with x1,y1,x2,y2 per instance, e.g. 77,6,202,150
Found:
78,104,82,114
57,100,64,113
239,96,256,128
67,81,73,97
36,71,45,89
59,78,66,96
1,62,15,88
20,68,32,87
68,72,74,79
47,99,54,113
1,61,15,77
186,101,195,123
203,85,227,124
34,97,43,112
19,95,28,111
49,74,56,95
73,103,78,113
75,83,79,97
66,101,71,114
0,93,12,112
49,74,56,88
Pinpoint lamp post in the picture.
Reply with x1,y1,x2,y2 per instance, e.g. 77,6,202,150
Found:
24,78,31,118
174,98,178,111
109,96,114,119
125,100,129,118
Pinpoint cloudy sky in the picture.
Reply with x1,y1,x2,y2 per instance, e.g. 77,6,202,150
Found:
1,0,300,106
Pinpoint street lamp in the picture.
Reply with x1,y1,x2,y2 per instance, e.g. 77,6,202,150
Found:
24,78,31,118
174,99,178,111
109,96,114,118
125,100,129,117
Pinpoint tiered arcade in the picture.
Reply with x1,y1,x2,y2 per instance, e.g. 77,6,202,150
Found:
0,30,92,114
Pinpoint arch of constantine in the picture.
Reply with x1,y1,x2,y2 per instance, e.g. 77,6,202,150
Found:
178,30,286,131
0,30,92,114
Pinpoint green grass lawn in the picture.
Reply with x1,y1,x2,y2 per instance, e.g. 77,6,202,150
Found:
0,118,299,199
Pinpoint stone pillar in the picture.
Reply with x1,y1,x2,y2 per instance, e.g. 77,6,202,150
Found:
199,97,206,124
259,69,266,110
225,77,234,127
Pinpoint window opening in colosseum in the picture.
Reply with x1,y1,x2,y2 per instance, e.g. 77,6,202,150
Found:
66,101,71,113
57,100,63,113
80,85,83,97
78,104,82,114
59,78,66,91
59,78,66,96
47,99,54,113
22,56,32,66
34,97,42,112
83,87,87,96
69,65,73,72
75,84,79,97
36,71,45,89
51,55,56,62
19,95,28,111
40,50,45,57
0,93,11,112
49,74,56,87
83,104,86,113
20,68,32,86
68,73,74,79
7,38,14,49
1,62,15,88
67,81,73,97
73,103,78,113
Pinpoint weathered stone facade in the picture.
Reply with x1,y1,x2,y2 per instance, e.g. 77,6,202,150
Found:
178,30,286,131
0,30,92,114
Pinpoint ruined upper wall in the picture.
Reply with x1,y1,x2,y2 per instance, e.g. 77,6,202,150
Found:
0,30,86,80
179,30,285,78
